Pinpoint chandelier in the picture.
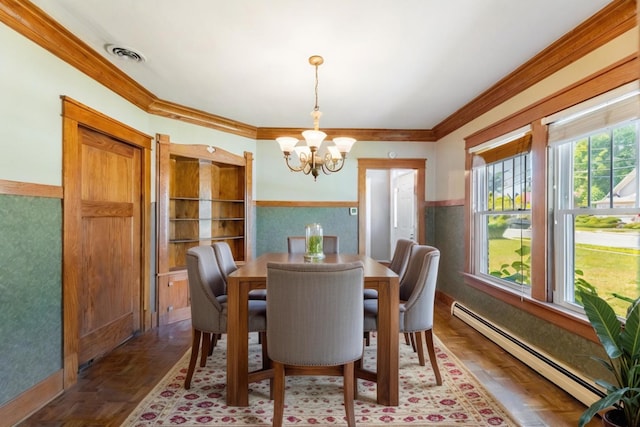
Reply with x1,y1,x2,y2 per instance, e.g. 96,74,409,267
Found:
276,55,356,181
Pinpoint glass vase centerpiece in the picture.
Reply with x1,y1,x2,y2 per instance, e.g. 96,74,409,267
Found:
304,223,325,261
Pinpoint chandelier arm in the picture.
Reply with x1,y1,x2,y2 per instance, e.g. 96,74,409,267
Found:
284,154,306,172
320,152,345,174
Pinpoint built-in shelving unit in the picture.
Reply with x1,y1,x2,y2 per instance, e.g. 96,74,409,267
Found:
156,134,252,325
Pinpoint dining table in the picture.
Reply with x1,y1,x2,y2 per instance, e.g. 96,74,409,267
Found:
226,252,400,407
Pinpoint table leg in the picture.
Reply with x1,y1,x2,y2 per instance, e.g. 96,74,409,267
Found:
375,277,399,406
226,276,250,406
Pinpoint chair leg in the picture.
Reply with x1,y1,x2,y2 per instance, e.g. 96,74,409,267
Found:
185,329,202,389
343,362,356,427
200,333,211,367
260,332,269,369
414,331,426,366
272,362,286,427
425,329,442,385
404,332,411,345
364,331,370,346
260,332,274,399
354,357,363,400
211,332,219,350
409,332,417,352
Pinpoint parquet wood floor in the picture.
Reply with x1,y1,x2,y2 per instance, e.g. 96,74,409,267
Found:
16,301,599,426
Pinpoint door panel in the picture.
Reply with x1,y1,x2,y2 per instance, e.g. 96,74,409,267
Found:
78,127,141,365
393,170,416,242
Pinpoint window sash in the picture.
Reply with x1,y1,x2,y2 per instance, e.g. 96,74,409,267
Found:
546,81,640,146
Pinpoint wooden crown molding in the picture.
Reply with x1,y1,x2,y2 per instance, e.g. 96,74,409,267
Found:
0,0,155,111
256,127,436,142
1,0,635,142
433,0,637,140
149,99,257,139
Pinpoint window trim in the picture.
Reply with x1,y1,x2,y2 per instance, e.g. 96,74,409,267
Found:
463,54,638,343
472,140,533,292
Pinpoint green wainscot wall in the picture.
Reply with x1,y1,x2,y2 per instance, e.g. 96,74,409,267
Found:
255,206,358,256
0,195,62,406
430,204,608,381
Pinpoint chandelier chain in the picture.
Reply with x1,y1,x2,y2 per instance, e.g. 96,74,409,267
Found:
275,54,356,181
313,63,320,112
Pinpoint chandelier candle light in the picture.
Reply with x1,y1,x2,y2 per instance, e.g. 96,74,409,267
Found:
276,55,356,181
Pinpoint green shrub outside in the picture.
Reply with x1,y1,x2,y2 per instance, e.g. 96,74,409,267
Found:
488,215,508,239
575,215,621,228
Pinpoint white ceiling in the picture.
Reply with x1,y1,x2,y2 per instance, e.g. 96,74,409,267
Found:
31,0,613,131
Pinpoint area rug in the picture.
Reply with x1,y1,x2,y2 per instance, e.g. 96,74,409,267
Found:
122,333,519,426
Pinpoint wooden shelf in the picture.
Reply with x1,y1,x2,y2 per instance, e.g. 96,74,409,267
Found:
156,133,253,325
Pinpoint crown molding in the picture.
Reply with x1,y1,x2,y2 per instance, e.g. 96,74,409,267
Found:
148,99,258,139
0,0,155,110
256,127,437,142
1,0,635,142
433,0,637,139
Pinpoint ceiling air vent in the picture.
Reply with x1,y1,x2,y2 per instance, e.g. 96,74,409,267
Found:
104,44,146,63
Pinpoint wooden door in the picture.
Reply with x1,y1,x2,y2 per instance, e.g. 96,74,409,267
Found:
76,126,141,366
62,97,151,387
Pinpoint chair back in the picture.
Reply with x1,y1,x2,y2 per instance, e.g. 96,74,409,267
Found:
287,236,306,253
287,235,339,254
266,261,364,366
398,245,440,332
388,238,416,280
322,235,339,254
186,245,227,331
212,241,237,283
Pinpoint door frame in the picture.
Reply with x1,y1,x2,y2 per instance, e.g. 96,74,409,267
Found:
357,158,426,254
61,96,152,388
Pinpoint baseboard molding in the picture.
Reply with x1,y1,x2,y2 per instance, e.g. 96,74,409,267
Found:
1,370,63,426
450,301,603,407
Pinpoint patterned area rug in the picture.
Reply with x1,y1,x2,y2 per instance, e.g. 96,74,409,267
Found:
123,333,519,426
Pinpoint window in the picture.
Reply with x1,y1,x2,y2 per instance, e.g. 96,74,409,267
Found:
470,129,532,293
548,83,640,317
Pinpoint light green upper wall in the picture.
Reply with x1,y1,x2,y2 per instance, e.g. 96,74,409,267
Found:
1,18,436,202
1,20,636,203
434,28,639,201
255,139,436,201
0,22,256,201
0,23,141,186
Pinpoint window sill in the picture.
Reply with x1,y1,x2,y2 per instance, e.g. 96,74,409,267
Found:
461,272,598,343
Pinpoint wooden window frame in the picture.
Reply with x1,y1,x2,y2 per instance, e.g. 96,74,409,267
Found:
463,55,638,343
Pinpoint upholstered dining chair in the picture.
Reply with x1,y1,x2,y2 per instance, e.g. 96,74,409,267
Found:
364,238,415,300
287,235,339,254
184,245,268,389
363,244,442,385
266,261,364,427
213,241,266,300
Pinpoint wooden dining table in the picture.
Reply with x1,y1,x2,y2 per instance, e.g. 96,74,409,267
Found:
226,252,400,407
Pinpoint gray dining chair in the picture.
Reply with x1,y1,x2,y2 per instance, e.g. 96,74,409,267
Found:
266,261,364,427
184,245,268,389
364,238,416,300
213,241,266,300
363,244,442,385
287,235,339,254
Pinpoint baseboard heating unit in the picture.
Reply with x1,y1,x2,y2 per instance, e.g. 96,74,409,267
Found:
450,301,604,407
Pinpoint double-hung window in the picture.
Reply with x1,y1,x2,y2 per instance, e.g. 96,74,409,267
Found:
470,128,533,293
547,82,640,317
